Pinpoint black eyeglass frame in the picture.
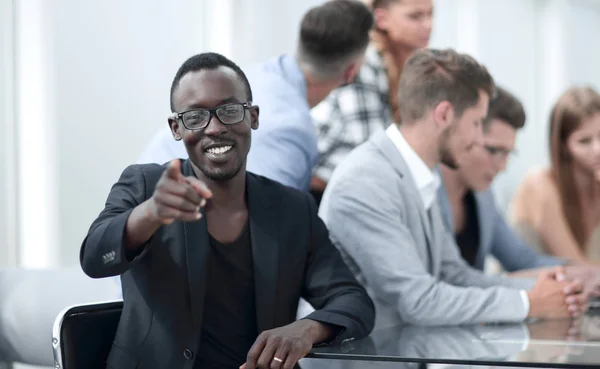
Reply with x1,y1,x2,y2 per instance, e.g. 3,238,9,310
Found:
171,102,254,130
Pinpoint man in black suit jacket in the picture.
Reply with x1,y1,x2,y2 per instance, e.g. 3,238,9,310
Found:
80,52,375,369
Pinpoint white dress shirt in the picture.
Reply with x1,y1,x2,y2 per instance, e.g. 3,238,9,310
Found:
385,124,530,318
386,124,440,210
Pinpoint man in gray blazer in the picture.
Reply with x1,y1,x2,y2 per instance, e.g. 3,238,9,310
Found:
438,86,600,292
319,48,586,328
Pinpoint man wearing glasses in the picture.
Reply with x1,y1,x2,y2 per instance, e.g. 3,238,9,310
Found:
437,86,600,294
138,0,373,192
80,52,374,369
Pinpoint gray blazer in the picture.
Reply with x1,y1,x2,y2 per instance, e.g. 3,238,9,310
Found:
437,183,564,272
319,130,535,328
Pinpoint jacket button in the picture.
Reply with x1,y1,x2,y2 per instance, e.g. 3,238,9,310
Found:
183,349,193,360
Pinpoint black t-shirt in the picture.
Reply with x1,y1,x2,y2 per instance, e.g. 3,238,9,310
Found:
195,222,257,369
455,191,480,267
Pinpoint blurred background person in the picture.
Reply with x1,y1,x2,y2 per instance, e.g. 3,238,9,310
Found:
319,48,586,327
438,86,600,295
136,0,373,192
310,0,433,203
438,86,564,272
511,86,600,263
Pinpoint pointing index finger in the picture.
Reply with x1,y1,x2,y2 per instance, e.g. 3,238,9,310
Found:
165,160,183,180
185,176,213,199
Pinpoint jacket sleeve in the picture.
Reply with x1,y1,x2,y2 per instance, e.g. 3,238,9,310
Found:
80,164,159,278
434,202,536,291
300,194,375,344
491,207,565,271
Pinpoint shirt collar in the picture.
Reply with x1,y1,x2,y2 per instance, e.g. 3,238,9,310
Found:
386,124,441,209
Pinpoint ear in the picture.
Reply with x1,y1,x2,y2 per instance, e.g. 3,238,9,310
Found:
249,106,259,130
342,59,362,84
373,7,390,32
168,117,183,141
432,101,455,130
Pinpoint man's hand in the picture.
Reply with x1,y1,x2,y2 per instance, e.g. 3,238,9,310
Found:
240,319,336,369
528,269,587,319
123,160,213,252
147,159,213,224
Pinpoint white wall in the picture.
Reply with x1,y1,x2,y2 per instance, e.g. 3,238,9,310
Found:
11,0,212,266
52,0,210,265
564,0,600,90
231,0,325,66
0,0,17,267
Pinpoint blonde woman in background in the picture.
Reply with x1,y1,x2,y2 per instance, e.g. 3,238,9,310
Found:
310,0,433,203
512,86,600,262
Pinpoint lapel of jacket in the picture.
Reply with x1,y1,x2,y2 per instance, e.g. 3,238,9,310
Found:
181,160,211,330
474,191,493,270
246,173,279,333
373,132,436,268
437,175,455,233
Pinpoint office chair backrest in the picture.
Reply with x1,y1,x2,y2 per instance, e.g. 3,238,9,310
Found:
52,301,123,369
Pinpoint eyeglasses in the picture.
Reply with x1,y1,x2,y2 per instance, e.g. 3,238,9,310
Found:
172,102,253,130
484,145,516,159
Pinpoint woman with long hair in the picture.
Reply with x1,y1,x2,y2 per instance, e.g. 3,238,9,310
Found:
511,86,600,262
310,0,433,202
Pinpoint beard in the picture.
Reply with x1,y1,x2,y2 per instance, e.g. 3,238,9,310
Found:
438,127,459,169
440,147,459,169
199,160,245,182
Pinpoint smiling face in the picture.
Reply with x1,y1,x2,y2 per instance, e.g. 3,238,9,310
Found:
169,66,259,182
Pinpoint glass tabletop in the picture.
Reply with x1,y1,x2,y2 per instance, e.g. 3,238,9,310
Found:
308,311,600,368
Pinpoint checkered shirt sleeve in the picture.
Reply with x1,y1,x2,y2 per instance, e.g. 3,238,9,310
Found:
311,48,394,182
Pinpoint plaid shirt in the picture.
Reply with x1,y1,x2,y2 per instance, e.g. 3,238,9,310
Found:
311,45,394,182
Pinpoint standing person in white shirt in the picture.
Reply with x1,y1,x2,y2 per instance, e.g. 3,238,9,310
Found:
319,48,587,328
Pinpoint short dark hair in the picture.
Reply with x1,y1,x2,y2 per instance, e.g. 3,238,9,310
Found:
169,52,252,112
298,0,373,78
398,48,495,123
483,86,526,131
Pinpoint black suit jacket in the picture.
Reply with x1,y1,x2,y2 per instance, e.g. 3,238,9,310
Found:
80,160,375,369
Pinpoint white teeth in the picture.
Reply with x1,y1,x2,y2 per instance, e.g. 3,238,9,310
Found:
206,145,232,155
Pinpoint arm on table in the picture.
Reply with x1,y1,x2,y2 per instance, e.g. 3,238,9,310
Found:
490,203,564,272
301,194,375,344
323,182,528,326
